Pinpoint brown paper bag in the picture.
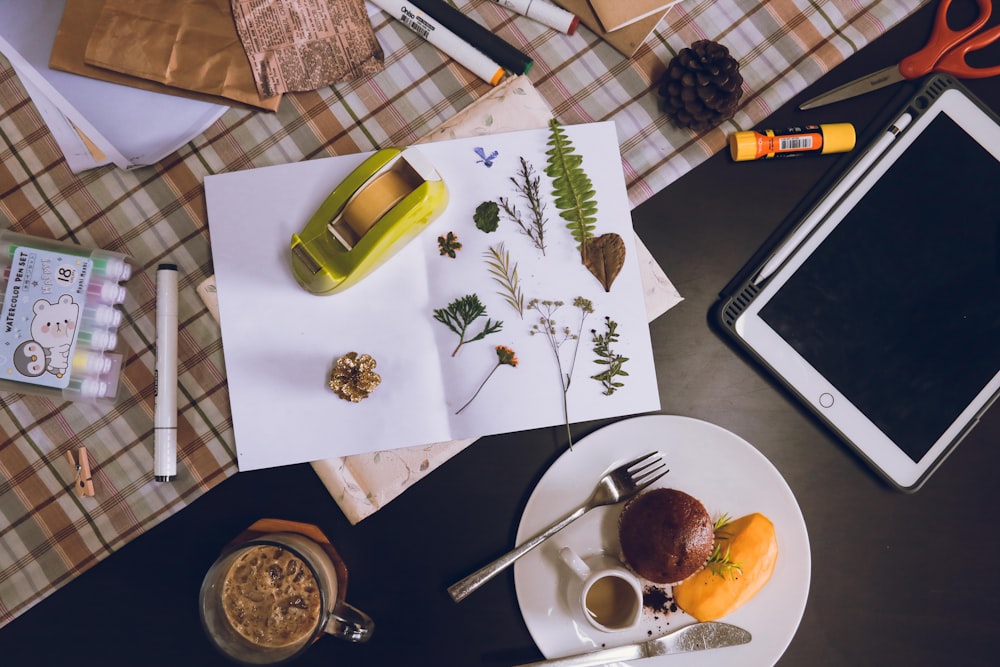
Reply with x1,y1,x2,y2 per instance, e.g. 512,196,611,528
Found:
49,0,279,112
83,0,281,111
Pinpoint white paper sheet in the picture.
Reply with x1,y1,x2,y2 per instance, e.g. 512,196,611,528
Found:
10,62,112,173
0,0,227,169
206,122,661,470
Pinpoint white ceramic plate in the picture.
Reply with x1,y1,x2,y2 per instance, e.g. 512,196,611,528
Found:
513,415,810,666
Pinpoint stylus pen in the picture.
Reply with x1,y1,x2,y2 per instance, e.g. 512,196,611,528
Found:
154,264,179,482
752,111,914,286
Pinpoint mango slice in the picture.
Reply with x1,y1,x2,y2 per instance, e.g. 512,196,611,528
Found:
673,512,777,621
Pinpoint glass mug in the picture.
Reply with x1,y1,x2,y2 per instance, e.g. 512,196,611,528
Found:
559,546,643,633
199,531,374,664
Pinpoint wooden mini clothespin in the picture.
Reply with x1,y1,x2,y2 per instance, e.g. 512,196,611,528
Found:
65,446,95,498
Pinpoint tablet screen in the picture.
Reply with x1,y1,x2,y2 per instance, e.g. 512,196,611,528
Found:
758,113,1000,463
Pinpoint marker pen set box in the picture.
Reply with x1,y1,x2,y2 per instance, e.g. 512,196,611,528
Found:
0,230,131,403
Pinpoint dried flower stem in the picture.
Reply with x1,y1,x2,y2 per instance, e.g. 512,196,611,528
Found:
456,346,518,414
528,297,593,448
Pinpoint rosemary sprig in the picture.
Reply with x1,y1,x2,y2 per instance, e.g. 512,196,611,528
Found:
706,514,743,579
590,316,629,395
498,156,547,254
433,294,503,357
484,243,524,318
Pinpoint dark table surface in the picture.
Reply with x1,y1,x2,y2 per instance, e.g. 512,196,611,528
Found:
2,4,998,666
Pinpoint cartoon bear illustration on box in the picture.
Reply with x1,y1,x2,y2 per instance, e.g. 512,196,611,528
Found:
26,294,81,378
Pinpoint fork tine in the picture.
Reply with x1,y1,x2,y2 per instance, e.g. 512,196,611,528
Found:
628,457,665,478
633,466,669,491
619,451,661,472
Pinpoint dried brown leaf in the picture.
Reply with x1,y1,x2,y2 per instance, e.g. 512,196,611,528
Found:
583,233,625,292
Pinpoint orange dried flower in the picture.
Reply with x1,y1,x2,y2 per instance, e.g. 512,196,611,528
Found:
455,346,519,414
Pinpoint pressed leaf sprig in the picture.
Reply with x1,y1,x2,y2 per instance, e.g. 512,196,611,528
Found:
528,296,593,448
706,514,744,579
591,316,629,395
434,294,503,357
484,243,525,318
545,119,597,255
545,119,625,291
455,345,518,414
438,231,462,258
498,156,547,254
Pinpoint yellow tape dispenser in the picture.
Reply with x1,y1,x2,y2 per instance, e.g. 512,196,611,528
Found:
290,147,449,295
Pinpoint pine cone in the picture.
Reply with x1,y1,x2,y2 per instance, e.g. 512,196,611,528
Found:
658,40,744,133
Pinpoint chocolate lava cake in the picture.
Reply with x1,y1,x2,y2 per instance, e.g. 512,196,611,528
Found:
618,488,715,584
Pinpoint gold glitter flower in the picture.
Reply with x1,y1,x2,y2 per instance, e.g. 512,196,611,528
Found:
329,352,381,402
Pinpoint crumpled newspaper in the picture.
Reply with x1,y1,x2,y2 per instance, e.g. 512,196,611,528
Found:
230,0,384,97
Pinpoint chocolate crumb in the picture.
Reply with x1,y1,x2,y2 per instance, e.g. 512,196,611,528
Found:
643,585,675,616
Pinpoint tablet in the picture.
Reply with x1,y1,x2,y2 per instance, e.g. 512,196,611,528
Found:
716,75,1000,491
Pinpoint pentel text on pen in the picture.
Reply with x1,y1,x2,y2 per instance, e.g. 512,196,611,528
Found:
371,0,506,85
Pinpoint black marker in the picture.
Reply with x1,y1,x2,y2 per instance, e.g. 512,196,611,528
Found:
409,0,533,75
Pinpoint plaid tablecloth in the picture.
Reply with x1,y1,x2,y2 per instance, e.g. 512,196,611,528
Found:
0,0,924,628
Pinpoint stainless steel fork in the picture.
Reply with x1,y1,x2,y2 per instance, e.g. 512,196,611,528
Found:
447,451,668,602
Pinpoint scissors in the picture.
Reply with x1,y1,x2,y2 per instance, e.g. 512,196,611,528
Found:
800,0,1000,109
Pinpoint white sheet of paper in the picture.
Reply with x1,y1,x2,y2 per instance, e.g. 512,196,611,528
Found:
0,0,226,169
206,122,661,471
10,62,112,173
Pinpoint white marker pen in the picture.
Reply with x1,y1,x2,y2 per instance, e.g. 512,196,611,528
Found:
154,264,178,482
371,0,506,85
492,0,579,35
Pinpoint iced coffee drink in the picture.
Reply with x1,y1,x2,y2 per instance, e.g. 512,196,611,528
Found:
221,544,322,648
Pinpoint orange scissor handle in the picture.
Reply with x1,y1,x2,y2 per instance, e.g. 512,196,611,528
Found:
936,23,1000,77
899,0,992,79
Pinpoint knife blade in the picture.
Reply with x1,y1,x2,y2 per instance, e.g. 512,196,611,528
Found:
512,621,751,667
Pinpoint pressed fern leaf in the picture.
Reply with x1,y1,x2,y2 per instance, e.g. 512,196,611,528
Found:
545,119,598,259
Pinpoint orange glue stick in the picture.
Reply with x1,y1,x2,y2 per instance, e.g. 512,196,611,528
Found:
729,123,856,161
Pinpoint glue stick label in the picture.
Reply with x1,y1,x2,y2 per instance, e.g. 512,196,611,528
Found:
758,127,824,157
0,247,92,388
729,123,856,162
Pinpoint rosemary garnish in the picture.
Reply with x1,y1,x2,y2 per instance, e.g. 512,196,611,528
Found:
433,294,503,357
706,514,743,579
484,243,524,318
